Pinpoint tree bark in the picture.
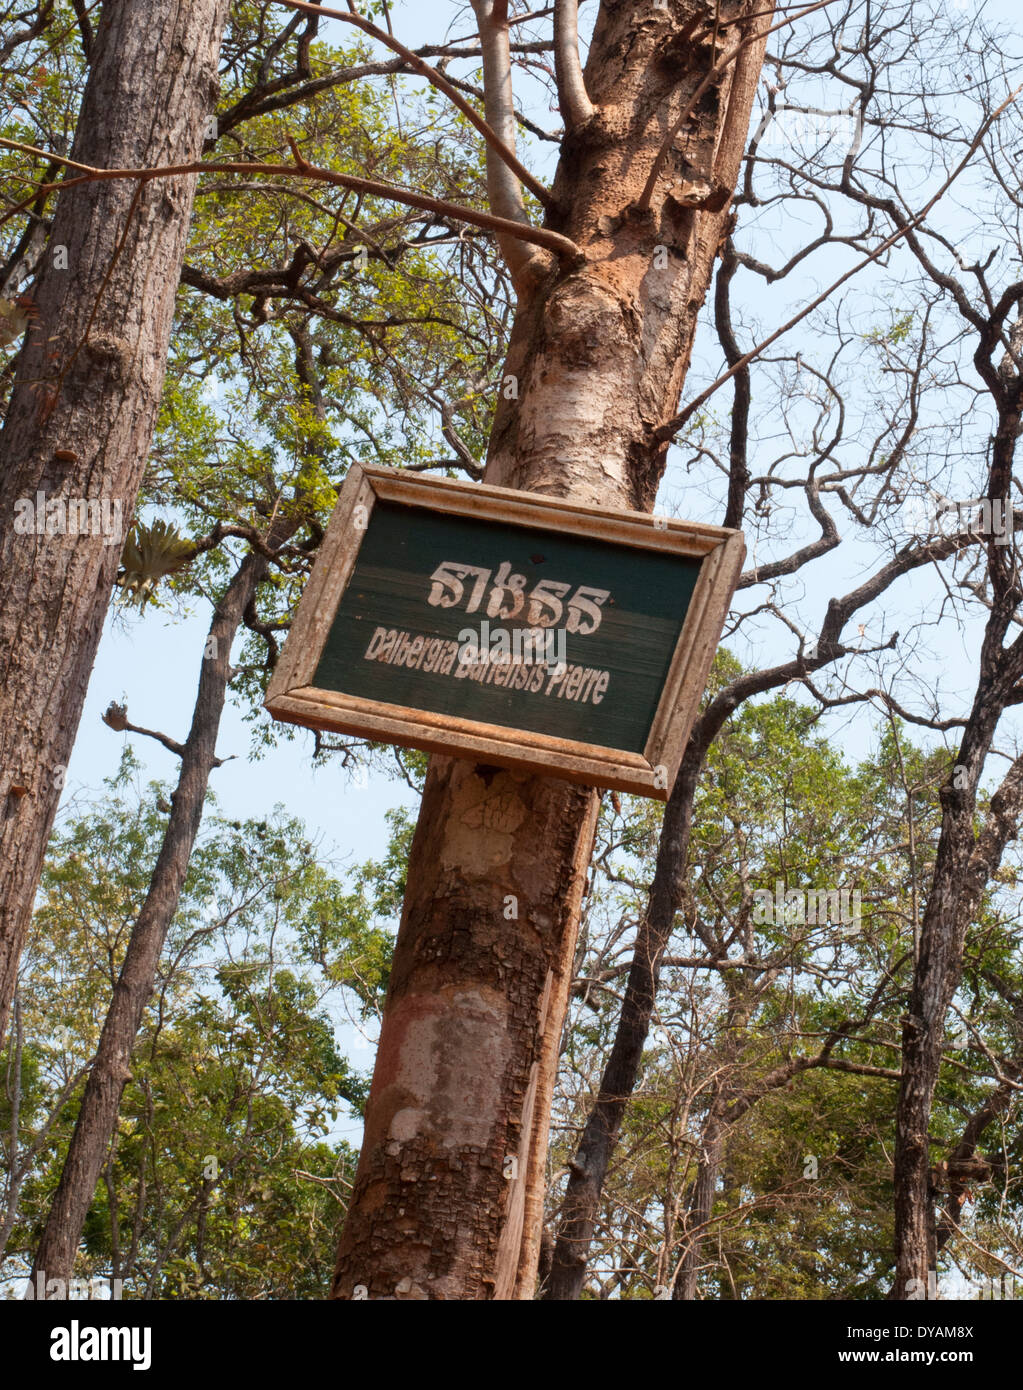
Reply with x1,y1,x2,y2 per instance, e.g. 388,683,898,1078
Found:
0,0,229,1041
28,550,267,1292
332,0,775,1301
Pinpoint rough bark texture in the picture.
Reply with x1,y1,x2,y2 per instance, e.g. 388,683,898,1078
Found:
28,551,266,1291
332,0,774,1301
0,0,229,1040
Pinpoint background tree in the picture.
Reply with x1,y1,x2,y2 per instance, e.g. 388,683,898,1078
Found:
5,2,505,1291
2,753,393,1298
538,0,1023,1298
546,695,1023,1298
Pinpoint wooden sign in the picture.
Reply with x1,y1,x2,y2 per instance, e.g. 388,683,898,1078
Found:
265,465,744,799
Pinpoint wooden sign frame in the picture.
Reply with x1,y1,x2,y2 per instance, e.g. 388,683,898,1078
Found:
265,464,745,799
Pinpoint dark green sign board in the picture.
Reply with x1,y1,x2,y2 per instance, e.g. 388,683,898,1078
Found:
266,466,744,799
313,500,701,755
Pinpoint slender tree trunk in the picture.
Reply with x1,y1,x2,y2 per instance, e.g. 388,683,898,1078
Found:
0,995,25,1262
545,747,702,1299
28,552,265,1293
674,1121,723,1300
674,991,757,1300
891,353,1023,1296
332,0,774,1301
0,0,229,1040
890,668,1023,1297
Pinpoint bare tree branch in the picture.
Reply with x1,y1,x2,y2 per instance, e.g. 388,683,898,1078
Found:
553,0,594,129
655,84,1023,444
469,0,549,286
274,0,551,206
0,138,582,265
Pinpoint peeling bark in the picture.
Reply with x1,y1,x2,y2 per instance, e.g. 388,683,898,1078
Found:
333,0,775,1301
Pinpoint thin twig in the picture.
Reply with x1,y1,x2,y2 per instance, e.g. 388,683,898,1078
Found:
655,84,1023,443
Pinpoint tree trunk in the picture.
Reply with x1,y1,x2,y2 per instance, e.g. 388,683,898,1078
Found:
889,722,1017,1295
28,551,266,1293
890,651,1023,1296
0,0,229,1041
890,345,1023,1296
545,747,702,1299
332,0,774,1301
674,1121,723,1300
673,989,758,1300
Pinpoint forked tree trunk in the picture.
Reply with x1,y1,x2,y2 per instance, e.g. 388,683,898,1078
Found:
0,0,229,1040
332,0,774,1301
